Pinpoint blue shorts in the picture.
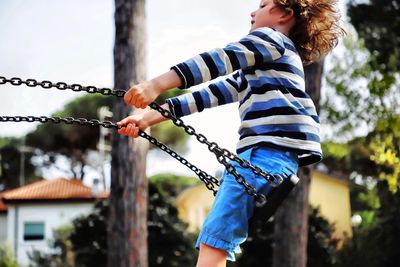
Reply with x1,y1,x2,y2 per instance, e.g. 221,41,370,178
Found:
195,146,299,261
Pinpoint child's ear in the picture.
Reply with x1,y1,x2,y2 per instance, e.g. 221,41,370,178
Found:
279,8,295,23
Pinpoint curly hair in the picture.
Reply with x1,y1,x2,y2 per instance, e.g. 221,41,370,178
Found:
274,0,346,64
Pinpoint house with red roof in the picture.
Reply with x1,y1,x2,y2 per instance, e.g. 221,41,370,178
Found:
0,178,107,266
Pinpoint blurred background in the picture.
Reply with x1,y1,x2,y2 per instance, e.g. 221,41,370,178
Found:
0,0,399,266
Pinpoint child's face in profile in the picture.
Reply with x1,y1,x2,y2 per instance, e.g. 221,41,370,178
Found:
250,0,285,31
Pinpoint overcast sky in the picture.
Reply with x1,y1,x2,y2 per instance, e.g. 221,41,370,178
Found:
0,0,346,179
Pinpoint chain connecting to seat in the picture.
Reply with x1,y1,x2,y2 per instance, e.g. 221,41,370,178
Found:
0,76,286,206
0,114,220,196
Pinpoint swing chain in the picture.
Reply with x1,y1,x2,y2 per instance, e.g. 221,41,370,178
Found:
0,76,282,205
149,102,283,188
0,115,220,195
0,76,127,97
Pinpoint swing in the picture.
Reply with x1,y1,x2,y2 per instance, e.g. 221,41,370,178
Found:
0,76,299,220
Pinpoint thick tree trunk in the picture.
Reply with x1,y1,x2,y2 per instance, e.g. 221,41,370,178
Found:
272,61,324,267
108,1,148,267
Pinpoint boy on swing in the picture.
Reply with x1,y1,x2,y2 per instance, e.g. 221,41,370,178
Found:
118,0,345,266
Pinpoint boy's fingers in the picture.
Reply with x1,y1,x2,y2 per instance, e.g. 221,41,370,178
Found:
126,124,132,135
124,91,131,105
126,124,140,138
118,117,137,126
117,120,142,138
118,128,126,136
133,127,139,138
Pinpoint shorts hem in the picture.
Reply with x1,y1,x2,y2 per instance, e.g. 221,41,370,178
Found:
196,231,241,261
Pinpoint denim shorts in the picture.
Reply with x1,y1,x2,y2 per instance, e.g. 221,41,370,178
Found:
195,146,299,261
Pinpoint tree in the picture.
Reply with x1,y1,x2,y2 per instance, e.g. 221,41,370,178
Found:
19,90,185,184
71,200,108,267
272,61,324,267
0,137,38,190
317,1,400,264
147,180,197,267
307,207,340,267
322,28,399,189
108,0,149,266
348,0,400,73
25,94,112,181
334,181,400,267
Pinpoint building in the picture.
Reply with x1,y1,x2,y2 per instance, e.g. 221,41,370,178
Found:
176,170,352,240
0,178,107,267
0,193,7,242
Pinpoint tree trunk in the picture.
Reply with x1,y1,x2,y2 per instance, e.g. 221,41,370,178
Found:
108,1,148,267
272,61,324,267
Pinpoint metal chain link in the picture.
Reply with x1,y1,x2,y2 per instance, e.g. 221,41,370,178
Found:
0,76,286,205
0,115,220,196
148,102,283,187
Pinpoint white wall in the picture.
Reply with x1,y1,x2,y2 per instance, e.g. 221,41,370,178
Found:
6,202,95,267
0,213,7,243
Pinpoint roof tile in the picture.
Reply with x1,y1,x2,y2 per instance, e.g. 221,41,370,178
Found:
0,194,7,212
2,178,108,201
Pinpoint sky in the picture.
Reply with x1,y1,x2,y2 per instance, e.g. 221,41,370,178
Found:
0,0,346,181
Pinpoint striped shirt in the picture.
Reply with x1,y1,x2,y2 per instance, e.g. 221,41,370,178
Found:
166,27,322,166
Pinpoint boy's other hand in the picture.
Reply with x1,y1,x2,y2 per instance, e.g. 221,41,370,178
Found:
124,81,161,109
117,114,148,138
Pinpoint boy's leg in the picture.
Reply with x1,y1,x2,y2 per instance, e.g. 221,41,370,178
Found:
196,243,227,267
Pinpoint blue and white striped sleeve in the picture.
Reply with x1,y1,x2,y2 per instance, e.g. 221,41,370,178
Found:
171,27,285,89
166,74,240,117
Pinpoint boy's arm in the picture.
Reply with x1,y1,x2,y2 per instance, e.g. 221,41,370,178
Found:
172,27,285,89
124,70,182,108
166,73,240,118
124,28,284,109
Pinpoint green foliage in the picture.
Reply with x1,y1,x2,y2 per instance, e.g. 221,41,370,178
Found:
22,88,191,181
321,115,400,190
0,245,18,267
232,206,339,267
0,137,38,190
150,173,198,198
151,89,190,153
70,200,108,267
23,94,112,180
28,250,54,267
335,181,400,267
307,207,340,267
148,181,197,267
369,116,400,191
151,121,189,153
321,138,379,179
28,225,75,267
348,0,400,72
154,89,188,105
233,213,274,267
322,29,399,139
26,94,112,153
322,26,399,189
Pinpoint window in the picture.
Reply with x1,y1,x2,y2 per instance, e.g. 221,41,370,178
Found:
23,222,45,241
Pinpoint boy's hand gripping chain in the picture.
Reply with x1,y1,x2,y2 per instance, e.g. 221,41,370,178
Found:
0,76,298,208
0,114,220,196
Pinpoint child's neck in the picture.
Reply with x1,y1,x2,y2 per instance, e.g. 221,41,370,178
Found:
273,24,292,37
